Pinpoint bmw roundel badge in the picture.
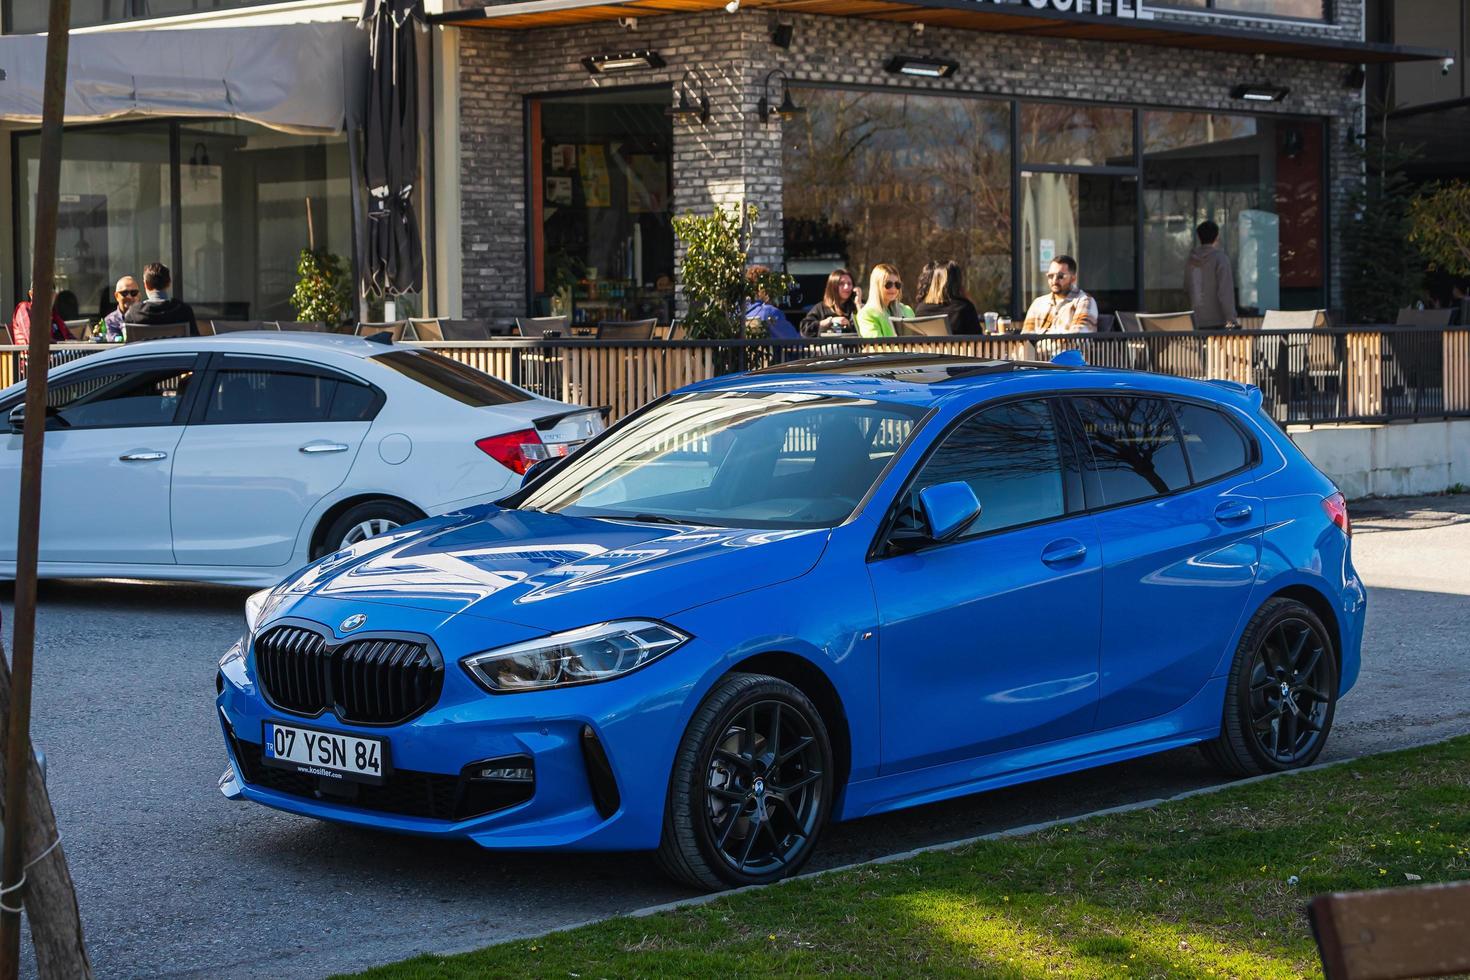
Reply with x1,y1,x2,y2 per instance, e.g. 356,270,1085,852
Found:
339,613,368,633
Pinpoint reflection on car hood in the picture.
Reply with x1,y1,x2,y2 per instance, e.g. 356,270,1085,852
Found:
271,506,829,630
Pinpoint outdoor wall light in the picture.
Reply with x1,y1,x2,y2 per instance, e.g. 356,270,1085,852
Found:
771,19,795,49
1230,84,1290,103
1342,64,1366,89
666,70,710,124
756,69,804,123
581,50,666,74
884,54,959,79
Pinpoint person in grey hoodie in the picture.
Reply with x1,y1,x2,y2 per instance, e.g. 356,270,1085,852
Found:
1184,221,1238,329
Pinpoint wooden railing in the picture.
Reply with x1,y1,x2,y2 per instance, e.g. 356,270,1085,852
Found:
4,327,1468,426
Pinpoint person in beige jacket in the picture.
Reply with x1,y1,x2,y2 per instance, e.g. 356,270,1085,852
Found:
1185,221,1238,329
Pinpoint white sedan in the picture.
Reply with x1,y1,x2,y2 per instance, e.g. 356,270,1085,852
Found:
0,333,603,586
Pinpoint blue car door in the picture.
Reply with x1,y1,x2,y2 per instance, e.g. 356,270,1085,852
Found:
1068,395,1264,730
868,398,1103,775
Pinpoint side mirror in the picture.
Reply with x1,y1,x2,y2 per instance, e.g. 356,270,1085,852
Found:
7,405,24,434
889,481,981,553
918,481,983,542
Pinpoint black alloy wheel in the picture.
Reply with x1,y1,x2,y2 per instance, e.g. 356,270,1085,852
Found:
657,673,834,890
1203,597,1338,776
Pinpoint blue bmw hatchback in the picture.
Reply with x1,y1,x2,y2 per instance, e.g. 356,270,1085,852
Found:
218,353,1365,889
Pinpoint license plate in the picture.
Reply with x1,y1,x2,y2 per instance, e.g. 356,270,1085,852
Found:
261,721,388,786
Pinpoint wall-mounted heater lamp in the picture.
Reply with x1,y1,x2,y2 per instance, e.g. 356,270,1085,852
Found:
667,70,711,124
884,54,959,78
1230,84,1289,103
582,50,666,74
757,69,804,123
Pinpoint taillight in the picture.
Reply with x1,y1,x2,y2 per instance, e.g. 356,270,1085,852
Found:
476,428,549,475
1321,491,1351,537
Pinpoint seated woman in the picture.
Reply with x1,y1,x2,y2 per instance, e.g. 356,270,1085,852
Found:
914,260,981,335
799,268,860,336
743,265,799,339
856,264,914,338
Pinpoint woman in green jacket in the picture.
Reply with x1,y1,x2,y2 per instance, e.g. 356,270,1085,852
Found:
857,263,914,338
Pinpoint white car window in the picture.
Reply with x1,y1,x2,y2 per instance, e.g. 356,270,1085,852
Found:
33,357,198,429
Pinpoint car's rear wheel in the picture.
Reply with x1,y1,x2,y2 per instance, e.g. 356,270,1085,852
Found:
1202,597,1338,776
657,673,834,891
315,499,421,559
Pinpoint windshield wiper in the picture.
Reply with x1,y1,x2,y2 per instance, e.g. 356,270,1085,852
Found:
586,512,708,527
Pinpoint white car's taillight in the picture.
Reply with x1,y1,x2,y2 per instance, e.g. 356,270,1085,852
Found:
475,428,549,475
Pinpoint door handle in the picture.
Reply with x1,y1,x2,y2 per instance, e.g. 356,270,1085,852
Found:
119,451,168,462
1214,500,1254,523
1041,538,1087,568
299,443,350,454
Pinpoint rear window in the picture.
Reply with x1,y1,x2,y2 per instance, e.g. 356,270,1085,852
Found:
1072,396,1191,507
373,349,531,407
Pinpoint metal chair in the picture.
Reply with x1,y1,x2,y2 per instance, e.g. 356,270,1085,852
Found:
406,318,443,341
1137,312,1200,377
1395,307,1454,327
894,315,950,337
1095,313,1116,333
515,316,569,338
210,320,274,334
429,319,498,340
596,319,657,340
1,325,12,345
1263,310,1339,416
124,322,190,342
356,321,411,342
64,318,93,339
1116,311,1143,333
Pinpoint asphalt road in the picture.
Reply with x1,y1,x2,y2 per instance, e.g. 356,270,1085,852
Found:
5,493,1469,979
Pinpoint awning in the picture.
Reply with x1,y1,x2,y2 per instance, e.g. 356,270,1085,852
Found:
0,22,367,135
433,0,1449,64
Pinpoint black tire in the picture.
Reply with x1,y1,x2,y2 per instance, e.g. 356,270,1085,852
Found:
656,673,834,891
314,499,422,560
1202,597,1338,777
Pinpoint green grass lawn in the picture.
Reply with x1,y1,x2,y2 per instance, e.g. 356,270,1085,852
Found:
344,737,1470,979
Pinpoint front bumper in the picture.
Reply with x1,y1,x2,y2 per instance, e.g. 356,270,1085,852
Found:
216,603,696,852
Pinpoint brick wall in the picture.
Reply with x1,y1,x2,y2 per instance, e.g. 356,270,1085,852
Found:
455,2,1365,321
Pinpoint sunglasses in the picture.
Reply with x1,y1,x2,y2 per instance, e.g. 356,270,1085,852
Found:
118,289,140,297
884,281,902,289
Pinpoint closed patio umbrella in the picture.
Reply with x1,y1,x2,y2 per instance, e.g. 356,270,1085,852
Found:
360,0,424,298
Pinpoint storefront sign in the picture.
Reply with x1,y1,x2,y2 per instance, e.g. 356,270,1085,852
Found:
980,0,1155,20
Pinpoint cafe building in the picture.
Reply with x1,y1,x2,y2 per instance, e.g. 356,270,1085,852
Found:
432,0,1447,327
0,0,1449,329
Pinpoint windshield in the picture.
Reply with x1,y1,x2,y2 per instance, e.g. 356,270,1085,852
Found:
516,391,926,529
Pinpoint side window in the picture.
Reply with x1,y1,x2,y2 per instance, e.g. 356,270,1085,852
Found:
1173,402,1250,484
901,399,1065,539
44,361,196,429
202,365,346,424
327,380,379,422
1073,396,1191,506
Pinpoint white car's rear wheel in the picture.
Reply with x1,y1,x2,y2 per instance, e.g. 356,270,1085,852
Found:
317,500,422,558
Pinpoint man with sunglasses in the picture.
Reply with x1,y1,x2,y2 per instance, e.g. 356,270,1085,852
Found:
1022,255,1097,334
103,275,141,342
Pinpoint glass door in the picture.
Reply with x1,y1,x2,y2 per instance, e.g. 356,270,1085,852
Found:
1019,171,1137,317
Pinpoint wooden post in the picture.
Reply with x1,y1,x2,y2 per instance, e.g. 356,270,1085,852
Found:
1309,881,1470,979
0,0,92,977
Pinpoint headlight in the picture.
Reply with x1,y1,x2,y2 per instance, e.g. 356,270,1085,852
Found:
243,588,273,635
462,620,690,693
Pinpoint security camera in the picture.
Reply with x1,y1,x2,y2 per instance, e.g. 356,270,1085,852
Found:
1443,57,1456,76
723,0,740,12
911,21,926,37
617,15,638,28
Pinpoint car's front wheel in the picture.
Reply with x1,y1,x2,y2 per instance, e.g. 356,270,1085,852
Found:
657,673,834,891
1202,597,1339,776
315,499,422,559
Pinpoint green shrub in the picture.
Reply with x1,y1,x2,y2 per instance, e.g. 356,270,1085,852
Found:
290,249,352,325
673,204,792,340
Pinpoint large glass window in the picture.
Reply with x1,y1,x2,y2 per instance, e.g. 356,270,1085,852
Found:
528,89,674,326
1020,103,1133,168
16,119,350,324
4,0,285,32
1142,111,1324,315
783,88,1012,317
16,124,173,325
